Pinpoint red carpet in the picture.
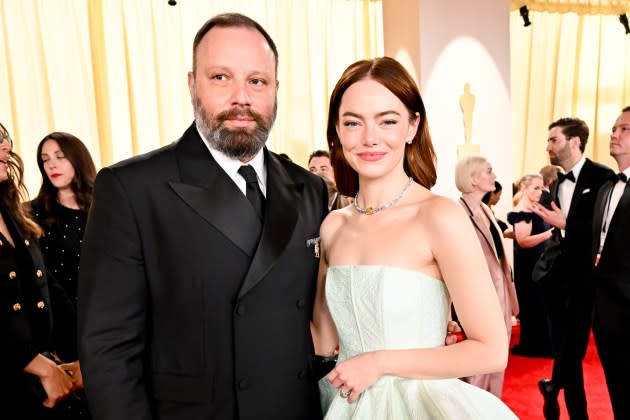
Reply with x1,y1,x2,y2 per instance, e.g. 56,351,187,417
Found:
502,325,613,419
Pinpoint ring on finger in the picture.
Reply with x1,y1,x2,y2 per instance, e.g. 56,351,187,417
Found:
340,389,351,398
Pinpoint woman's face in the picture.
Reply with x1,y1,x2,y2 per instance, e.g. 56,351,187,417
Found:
335,78,419,180
0,134,12,182
489,189,502,206
471,161,496,193
524,177,543,203
41,139,76,191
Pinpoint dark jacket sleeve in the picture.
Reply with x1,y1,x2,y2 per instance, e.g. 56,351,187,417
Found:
78,167,152,420
48,270,77,361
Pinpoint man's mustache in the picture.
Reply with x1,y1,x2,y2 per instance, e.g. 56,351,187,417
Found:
215,108,266,126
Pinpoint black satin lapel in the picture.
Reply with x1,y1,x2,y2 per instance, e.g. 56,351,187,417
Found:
238,152,300,298
568,167,590,214
592,181,613,256
170,182,261,257
607,181,630,234
551,180,560,207
170,126,261,256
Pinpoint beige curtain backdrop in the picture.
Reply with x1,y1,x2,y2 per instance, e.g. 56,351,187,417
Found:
0,0,383,195
510,1,630,179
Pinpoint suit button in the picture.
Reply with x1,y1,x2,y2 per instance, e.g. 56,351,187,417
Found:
238,379,250,390
13,303,21,312
36,269,43,278
37,301,45,309
24,239,30,246
296,298,306,309
236,304,246,316
297,368,306,380
9,271,16,280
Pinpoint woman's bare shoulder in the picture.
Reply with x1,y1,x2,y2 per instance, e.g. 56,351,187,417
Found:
320,206,352,237
416,192,465,217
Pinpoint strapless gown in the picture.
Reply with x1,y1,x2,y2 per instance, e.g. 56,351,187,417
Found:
319,265,517,419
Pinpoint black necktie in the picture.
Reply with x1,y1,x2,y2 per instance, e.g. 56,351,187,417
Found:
238,165,265,220
617,172,627,182
558,171,575,183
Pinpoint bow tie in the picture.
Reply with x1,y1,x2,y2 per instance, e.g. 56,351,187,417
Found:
617,172,627,182
557,171,575,183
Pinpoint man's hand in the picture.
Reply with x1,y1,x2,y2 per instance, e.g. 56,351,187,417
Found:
531,202,566,229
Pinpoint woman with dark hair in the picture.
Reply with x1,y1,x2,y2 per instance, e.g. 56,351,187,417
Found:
311,58,516,418
0,123,83,418
28,132,96,309
482,180,512,237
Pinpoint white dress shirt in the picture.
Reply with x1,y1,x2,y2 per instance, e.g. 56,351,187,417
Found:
196,125,267,197
558,156,586,217
599,167,630,249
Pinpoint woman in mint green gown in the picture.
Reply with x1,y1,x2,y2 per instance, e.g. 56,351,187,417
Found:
310,57,517,419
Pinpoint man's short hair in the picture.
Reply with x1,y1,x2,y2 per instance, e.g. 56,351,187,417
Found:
308,150,330,165
539,164,563,187
192,13,279,75
548,117,589,153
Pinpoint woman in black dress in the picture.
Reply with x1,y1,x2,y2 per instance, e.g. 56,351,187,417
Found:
28,132,96,309
508,174,554,357
0,122,82,419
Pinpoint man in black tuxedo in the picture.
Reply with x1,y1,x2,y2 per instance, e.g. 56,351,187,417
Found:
78,13,328,420
531,117,613,420
591,106,630,419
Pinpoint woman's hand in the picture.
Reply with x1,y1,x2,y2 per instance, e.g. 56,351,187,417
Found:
60,360,84,391
326,351,383,403
24,354,74,408
445,320,464,345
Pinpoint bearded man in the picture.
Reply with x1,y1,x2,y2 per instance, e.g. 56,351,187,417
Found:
78,13,328,420
531,117,613,420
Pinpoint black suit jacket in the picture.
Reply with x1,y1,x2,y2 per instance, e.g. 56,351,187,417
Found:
592,177,630,332
78,124,328,420
533,159,613,291
533,159,612,355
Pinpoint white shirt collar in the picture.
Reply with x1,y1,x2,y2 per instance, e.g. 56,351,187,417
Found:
566,156,586,180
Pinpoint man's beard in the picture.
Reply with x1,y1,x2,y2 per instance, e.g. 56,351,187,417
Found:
192,94,276,161
549,143,570,167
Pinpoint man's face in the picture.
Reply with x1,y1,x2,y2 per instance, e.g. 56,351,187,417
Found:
546,126,576,169
610,111,630,166
188,26,279,162
308,156,334,179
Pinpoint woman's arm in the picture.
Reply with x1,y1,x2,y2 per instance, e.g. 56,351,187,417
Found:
514,220,553,248
311,217,339,358
327,198,508,402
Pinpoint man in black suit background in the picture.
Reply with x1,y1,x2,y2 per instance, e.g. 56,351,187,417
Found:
531,117,613,420
538,164,563,210
78,13,328,420
591,106,630,419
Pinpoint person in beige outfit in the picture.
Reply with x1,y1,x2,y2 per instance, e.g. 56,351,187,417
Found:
455,155,519,397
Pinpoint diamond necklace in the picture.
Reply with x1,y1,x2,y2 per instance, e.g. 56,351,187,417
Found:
353,177,413,215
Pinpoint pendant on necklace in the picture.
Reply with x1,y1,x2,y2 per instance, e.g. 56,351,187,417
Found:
365,207,375,215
